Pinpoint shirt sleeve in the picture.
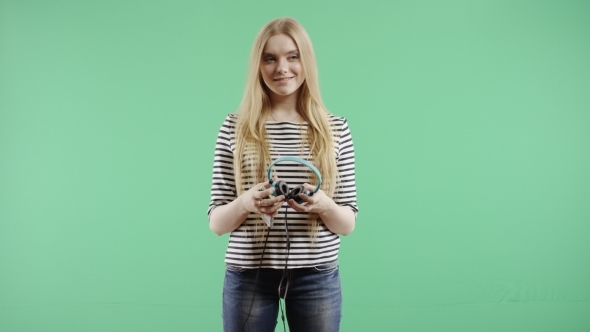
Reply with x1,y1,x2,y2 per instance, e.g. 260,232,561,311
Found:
333,118,359,216
207,115,237,218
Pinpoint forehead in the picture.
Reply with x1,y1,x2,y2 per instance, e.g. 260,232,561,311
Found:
262,34,299,54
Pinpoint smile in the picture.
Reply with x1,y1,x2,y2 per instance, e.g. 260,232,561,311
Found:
274,77,294,82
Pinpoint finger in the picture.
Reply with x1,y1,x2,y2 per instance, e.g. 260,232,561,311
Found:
268,200,285,212
302,183,315,191
252,181,270,197
297,193,314,204
265,187,276,196
262,202,284,214
289,200,306,212
288,199,307,212
260,199,282,211
255,199,264,209
261,207,278,216
258,207,271,214
254,187,273,200
262,176,278,188
271,203,286,216
256,189,274,201
266,195,285,205
253,181,270,193
260,199,271,208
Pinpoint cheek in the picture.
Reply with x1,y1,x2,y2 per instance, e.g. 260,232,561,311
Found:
292,63,302,75
291,64,304,82
260,66,273,83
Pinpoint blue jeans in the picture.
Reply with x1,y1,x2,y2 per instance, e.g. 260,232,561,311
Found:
222,261,342,332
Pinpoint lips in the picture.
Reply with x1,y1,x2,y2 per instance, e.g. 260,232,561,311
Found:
274,77,294,82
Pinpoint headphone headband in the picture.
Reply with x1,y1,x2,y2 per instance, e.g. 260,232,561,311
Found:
267,156,322,194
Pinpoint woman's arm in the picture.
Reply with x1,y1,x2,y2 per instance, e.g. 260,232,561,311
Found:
287,186,356,235
209,182,284,236
207,115,288,235
209,195,250,236
318,201,356,235
287,117,358,235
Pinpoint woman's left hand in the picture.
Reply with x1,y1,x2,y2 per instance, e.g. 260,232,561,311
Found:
288,183,356,235
287,183,334,214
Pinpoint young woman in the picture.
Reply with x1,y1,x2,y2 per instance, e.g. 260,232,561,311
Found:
207,17,358,332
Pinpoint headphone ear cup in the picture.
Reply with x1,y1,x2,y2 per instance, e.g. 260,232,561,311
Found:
274,180,290,197
289,185,307,203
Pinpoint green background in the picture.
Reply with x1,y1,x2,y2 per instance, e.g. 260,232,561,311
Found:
1,0,589,331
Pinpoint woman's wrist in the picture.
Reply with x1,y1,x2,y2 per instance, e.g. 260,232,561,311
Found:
234,194,248,215
317,199,355,235
317,198,338,218
209,195,250,235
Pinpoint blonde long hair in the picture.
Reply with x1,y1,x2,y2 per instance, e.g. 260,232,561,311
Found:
234,18,337,233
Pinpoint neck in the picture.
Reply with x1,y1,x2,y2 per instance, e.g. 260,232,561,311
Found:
269,91,300,121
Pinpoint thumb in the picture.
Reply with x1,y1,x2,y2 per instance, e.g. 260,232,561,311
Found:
303,183,316,191
254,180,270,192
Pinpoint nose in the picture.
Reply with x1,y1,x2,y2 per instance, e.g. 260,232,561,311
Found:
277,58,288,74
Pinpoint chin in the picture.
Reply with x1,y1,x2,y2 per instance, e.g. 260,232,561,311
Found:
271,88,297,96
279,90,297,96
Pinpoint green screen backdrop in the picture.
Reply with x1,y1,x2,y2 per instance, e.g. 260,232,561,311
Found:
1,0,589,331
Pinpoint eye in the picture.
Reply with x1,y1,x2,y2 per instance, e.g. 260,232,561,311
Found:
263,56,275,62
289,55,299,60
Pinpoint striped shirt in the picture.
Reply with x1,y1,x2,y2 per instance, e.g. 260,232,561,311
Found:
207,114,358,269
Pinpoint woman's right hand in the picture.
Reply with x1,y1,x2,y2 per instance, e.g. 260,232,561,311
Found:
242,177,285,218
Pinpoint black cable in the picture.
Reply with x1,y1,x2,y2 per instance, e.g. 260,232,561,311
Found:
241,225,272,332
277,206,290,332
283,206,291,298
242,206,291,332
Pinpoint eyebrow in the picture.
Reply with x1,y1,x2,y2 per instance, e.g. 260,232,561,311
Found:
262,50,299,57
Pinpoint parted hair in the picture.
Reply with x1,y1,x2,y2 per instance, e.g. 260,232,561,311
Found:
234,17,337,233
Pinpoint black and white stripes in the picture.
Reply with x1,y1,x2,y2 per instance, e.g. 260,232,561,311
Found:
207,114,358,268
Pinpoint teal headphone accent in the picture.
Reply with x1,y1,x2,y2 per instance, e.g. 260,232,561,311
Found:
267,156,322,204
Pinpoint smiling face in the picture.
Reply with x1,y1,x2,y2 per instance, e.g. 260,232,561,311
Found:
259,34,306,99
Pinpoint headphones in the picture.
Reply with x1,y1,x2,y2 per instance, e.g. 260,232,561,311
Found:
267,156,322,204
